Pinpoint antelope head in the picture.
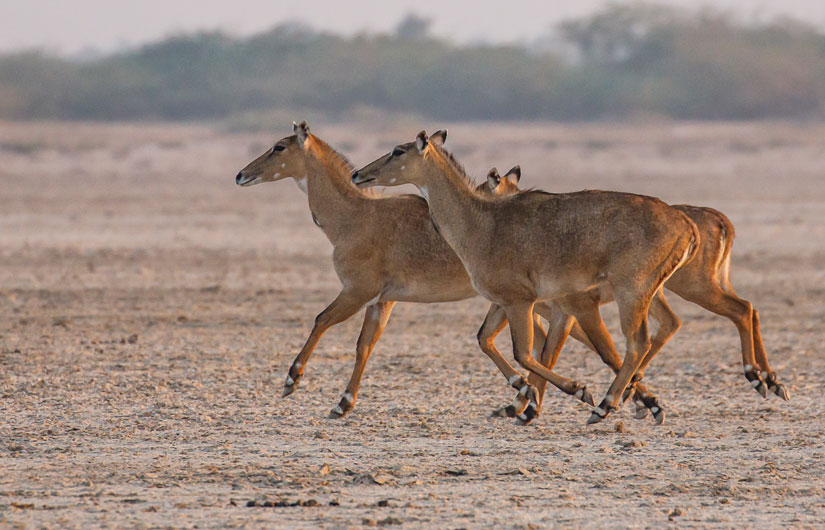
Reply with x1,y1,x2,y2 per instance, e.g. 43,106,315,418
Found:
235,121,312,188
352,129,447,188
479,166,522,196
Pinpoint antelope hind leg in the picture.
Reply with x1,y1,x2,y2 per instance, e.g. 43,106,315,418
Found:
329,302,395,418
622,289,680,425
587,286,656,426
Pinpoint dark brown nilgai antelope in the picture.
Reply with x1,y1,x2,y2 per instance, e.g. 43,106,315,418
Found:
353,130,704,425
234,122,593,419
482,166,789,422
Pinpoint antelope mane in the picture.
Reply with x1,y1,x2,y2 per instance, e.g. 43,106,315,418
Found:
306,134,381,198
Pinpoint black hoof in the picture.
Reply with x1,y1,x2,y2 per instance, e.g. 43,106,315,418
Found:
515,385,539,425
515,416,532,426
773,383,790,401
283,371,302,397
745,370,768,398
329,393,354,418
638,395,664,424
574,386,595,407
516,401,538,425
492,404,521,418
587,399,615,425
765,372,790,401
586,409,606,425
651,405,665,425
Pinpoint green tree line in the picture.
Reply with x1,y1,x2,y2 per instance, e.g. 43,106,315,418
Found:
1,4,824,122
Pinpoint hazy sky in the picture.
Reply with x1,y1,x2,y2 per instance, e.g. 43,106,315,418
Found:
3,0,825,54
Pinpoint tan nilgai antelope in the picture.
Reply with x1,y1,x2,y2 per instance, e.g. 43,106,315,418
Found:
353,130,703,425
476,166,656,416
365,157,678,424
474,166,665,420
234,121,594,418
482,166,789,422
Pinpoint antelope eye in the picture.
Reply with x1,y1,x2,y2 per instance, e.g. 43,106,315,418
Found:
392,147,405,157
273,144,286,152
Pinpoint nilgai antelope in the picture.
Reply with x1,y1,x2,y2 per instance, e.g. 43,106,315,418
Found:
482,166,789,422
482,165,665,420
475,166,665,420
234,121,593,418
352,130,702,425
358,157,678,424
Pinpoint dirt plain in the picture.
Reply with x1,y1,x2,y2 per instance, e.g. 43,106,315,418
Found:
1,120,825,528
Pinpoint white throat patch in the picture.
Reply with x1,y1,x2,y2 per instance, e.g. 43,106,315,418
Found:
295,175,308,193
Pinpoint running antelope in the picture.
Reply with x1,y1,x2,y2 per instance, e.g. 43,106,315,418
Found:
474,166,663,420
482,166,789,422
476,167,659,420
352,130,702,425
234,122,593,419
361,158,679,424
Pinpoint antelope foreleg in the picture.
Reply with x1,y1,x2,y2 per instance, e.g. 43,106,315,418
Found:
283,289,372,397
751,309,789,401
624,289,680,424
504,303,591,425
587,288,653,426
476,304,540,420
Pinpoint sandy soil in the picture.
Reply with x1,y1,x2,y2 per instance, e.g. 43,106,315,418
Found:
1,120,824,528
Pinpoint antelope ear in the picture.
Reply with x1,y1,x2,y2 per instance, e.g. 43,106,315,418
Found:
294,120,310,144
415,130,429,153
486,167,501,191
430,129,447,147
504,165,521,185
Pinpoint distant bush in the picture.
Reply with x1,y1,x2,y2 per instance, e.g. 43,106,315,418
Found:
557,5,825,119
1,4,823,122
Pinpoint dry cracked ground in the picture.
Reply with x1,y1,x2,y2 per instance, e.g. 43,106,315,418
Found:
1,120,824,528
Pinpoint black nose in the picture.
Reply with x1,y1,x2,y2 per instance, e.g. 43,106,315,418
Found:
235,172,243,184
351,171,359,181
